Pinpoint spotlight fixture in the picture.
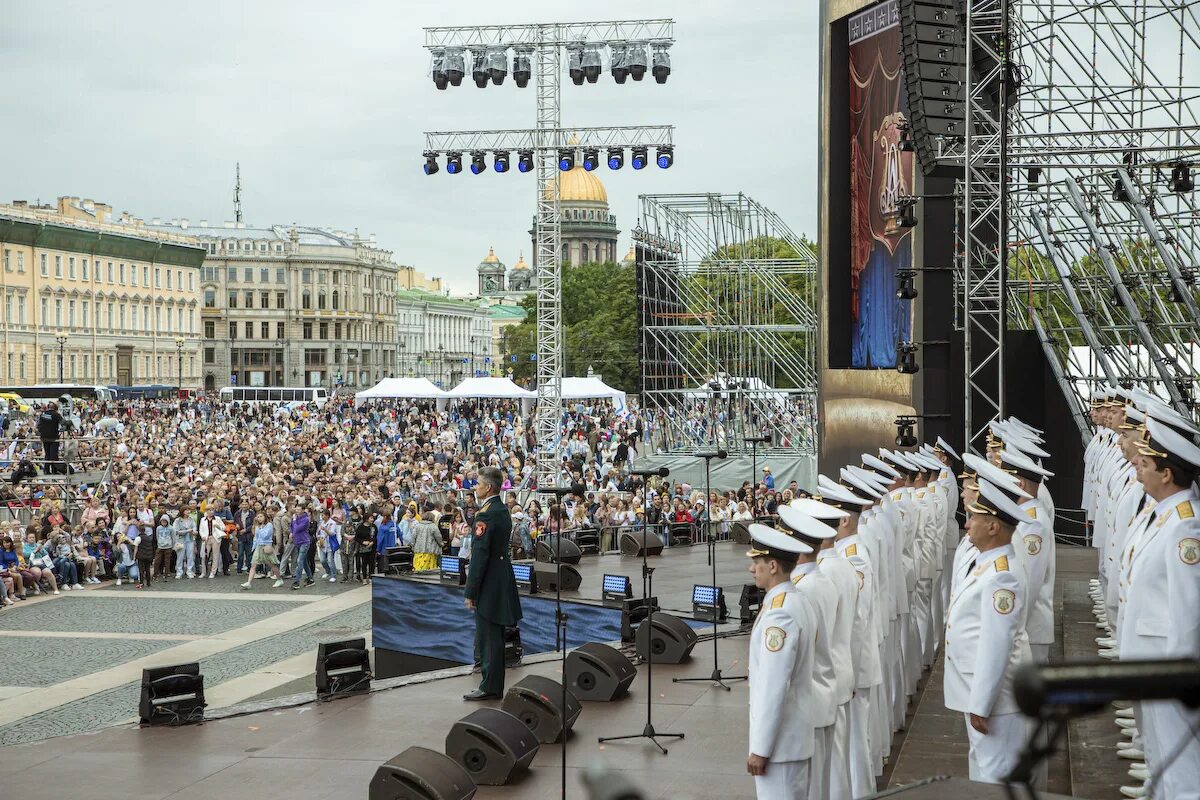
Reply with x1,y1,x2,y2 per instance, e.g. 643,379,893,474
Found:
582,43,603,83
486,45,508,85
610,42,629,83
1169,163,1194,194
422,151,439,175
898,124,915,152
897,197,918,229
1111,171,1132,203
651,42,672,84
558,148,575,171
627,41,648,81
896,269,918,300
894,415,918,448
897,342,919,375
445,151,463,175
567,42,585,85
431,48,448,90
582,149,599,171
631,146,648,170
471,49,489,88
470,151,487,175
1168,269,1195,304
517,149,534,173
444,47,465,87
1026,167,1043,191
607,148,624,170
656,145,674,169
493,151,510,174
512,46,533,88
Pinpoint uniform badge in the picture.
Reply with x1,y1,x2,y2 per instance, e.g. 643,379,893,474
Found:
764,626,786,652
1023,534,1042,556
1179,538,1200,566
993,588,1016,615
475,521,486,536
856,570,865,590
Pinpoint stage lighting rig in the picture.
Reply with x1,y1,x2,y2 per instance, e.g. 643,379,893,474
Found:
1170,162,1194,194
583,43,603,83
471,48,489,88
443,47,465,87
607,148,624,170
470,151,488,175
610,42,629,83
431,48,448,90
486,45,508,85
559,148,575,171
517,149,534,173
897,342,919,375
1111,171,1132,203
896,196,918,228
897,269,918,300
895,416,918,448
423,151,439,175
582,148,600,171
656,145,673,169
494,151,510,173
652,42,672,83
513,46,533,88
445,151,462,175
632,146,648,170
628,41,649,81
568,42,585,85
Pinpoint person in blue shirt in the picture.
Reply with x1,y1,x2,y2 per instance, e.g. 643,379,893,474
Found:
375,506,399,573
762,466,776,490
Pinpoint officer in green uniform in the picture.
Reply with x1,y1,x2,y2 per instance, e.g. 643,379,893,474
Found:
463,466,523,700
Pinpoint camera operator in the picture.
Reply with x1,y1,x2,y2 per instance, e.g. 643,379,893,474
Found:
37,400,71,474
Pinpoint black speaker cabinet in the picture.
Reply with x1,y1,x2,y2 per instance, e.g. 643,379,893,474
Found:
501,675,582,743
534,535,583,565
731,521,752,545
139,663,206,726
619,530,664,557
445,708,539,786
636,612,698,664
316,637,372,697
534,561,582,592
369,746,477,800
564,642,637,701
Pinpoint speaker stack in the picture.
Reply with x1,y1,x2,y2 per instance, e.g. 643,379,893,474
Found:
619,530,664,557
534,534,583,565
445,708,540,786
501,675,582,744
369,746,477,800
731,520,753,545
534,560,582,592
564,642,638,701
636,612,698,665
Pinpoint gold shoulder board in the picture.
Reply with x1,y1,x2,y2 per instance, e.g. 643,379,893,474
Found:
770,593,786,609
845,543,858,556
1026,507,1037,519
1178,502,1195,521
995,555,1010,572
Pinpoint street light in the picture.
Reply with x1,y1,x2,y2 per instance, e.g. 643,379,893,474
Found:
55,335,67,382
399,341,407,376
276,338,286,385
438,344,445,386
175,338,185,388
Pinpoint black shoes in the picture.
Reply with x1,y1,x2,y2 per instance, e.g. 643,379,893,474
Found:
462,689,500,701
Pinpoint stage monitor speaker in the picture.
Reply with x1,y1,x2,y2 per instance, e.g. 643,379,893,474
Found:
445,708,539,786
316,637,372,698
139,663,206,726
369,746,477,800
636,612,698,665
534,561,582,592
619,530,664,557
731,521,752,545
564,642,637,701
534,535,583,565
501,675,582,743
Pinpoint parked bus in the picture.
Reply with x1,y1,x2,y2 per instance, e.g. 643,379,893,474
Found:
0,384,114,404
108,384,178,401
218,386,329,407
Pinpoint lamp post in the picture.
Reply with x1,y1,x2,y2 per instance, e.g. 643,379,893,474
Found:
399,340,407,376
55,335,67,382
276,338,285,386
175,338,185,388
438,344,445,386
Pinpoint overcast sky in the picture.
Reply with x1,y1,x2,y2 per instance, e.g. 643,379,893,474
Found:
1,0,819,294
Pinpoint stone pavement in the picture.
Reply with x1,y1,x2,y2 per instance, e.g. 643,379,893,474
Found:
0,573,371,746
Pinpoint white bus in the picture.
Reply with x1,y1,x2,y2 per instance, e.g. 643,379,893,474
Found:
0,384,115,404
218,386,329,407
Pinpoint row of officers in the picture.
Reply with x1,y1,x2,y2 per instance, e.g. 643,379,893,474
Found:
745,416,1066,798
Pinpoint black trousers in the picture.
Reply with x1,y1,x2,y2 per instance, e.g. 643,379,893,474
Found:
474,614,505,695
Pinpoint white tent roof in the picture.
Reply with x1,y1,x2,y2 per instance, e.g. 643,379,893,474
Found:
560,376,627,404
446,376,536,399
354,377,447,405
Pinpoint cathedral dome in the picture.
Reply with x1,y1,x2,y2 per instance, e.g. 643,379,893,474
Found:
477,246,505,272
512,252,529,270
547,166,608,204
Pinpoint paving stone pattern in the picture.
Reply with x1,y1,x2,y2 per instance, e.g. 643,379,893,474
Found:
0,603,371,746
0,637,175,688
0,596,286,636
115,573,362,596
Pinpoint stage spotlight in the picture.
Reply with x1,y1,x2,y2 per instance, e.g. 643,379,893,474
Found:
602,573,633,606
652,42,672,84
582,43,603,83
444,47,465,87
610,42,629,83
486,45,508,85
445,152,463,175
431,48,448,90
692,584,727,623
513,47,533,88
582,149,599,171
1026,167,1043,191
896,269,918,300
470,151,487,175
631,146,648,170
422,151,439,176
1170,163,1194,194
607,148,624,170
656,146,674,169
1111,171,1132,203
628,41,649,81
493,151,510,174
471,49,489,88
897,197,918,228
567,43,585,85
898,123,914,152
558,148,575,171
739,584,764,623
897,342,919,375
517,149,534,173
895,416,918,448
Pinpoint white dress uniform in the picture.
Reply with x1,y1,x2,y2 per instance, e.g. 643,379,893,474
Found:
1009,489,1056,664
791,559,842,799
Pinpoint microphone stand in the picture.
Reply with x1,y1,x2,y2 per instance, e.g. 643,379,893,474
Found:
675,452,746,690
745,435,769,514
598,472,685,754
543,487,574,800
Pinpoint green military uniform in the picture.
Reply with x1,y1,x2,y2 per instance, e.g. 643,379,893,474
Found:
465,494,523,696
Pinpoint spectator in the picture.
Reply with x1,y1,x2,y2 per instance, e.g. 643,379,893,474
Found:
153,514,175,581
173,505,197,579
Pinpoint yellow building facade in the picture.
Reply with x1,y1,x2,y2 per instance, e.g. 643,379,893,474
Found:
0,197,206,387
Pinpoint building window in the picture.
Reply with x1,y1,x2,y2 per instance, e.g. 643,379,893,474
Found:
204,320,215,339
259,243,267,253
227,267,236,282
276,268,285,283
106,261,113,282
43,353,50,379
244,290,253,308
68,300,75,327
334,322,341,339
119,263,126,284
54,255,62,277
204,347,215,364
228,291,237,309
204,289,216,308
276,322,285,339
242,242,251,252
131,263,139,287
303,322,313,340
244,321,253,339
302,290,311,310
188,272,194,291
318,291,326,310
154,267,161,288
143,265,149,286
261,321,270,339
166,269,172,289
332,290,339,309
242,267,252,282
302,269,313,284
16,252,23,273
229,322,237,340
3,249,10,272
260,291,269,309
82,301,89,327
54,299,62,327
82,259,89,281
276,291,286,309
155,307,162,333
40,254,48,276
275,244,283,254
319,322,328,339
260,268,269,283
69,354,77,379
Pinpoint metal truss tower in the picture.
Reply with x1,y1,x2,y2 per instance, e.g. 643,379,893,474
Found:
636,193,818,456
421,19,675,491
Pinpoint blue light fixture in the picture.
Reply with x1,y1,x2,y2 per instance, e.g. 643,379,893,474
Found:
517,149,534,173
469,151,487,175
558,148,575,171
582,148,599,171
607,148,624,170
445,152,462,174
422,151,439,175
656,145,674,169
631,146,647,170
494,151,510,173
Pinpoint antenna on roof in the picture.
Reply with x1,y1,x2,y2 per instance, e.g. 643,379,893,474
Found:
233,162,243,224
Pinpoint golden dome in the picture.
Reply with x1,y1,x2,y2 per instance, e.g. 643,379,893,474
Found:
513,252,529,270
622,245,636,263
482,246,500,263
543,166,609,204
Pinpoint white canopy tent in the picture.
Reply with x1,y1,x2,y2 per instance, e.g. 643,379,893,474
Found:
354,377,448,409
446,376,536,400
560,376,627,411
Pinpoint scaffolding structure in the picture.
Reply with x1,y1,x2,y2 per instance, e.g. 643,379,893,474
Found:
636,193,818,456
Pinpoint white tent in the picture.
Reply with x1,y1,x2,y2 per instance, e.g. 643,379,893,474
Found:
560,376,627,410
354,377,448,408
446,376,536,399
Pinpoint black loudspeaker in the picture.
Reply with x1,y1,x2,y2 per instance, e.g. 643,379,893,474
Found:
619,530,664,557
369,746,477,800
731,521,752,545
445,708,540,786
635,612,698,664
534,535,583,565
534,561,582,592
316,637,372,697
139,663,206,726
501,675,582,743
564,642,637,701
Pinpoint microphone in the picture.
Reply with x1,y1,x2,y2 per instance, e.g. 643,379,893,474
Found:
695,450,728,460
629,466,670,478
744,435,770,444
541,487,577,496
1014,658,1200,718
